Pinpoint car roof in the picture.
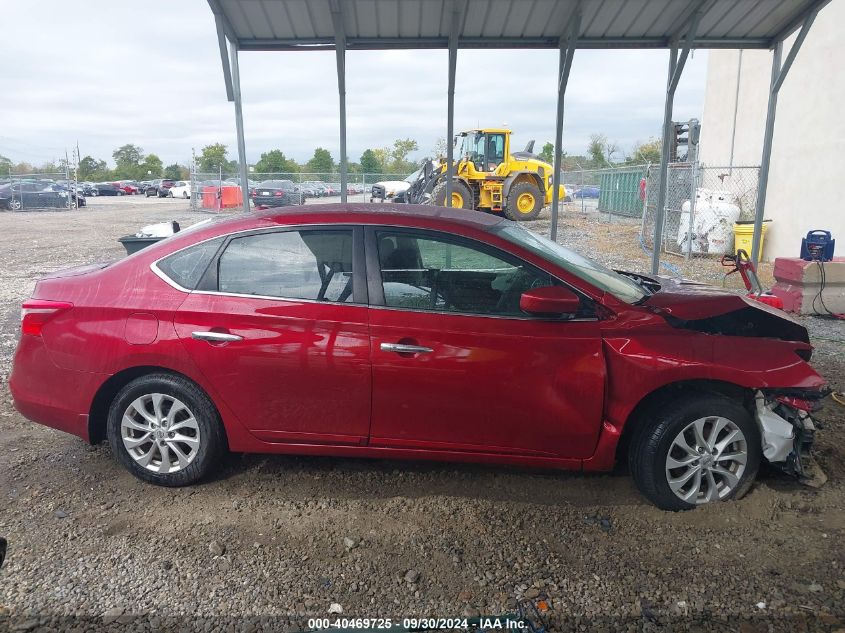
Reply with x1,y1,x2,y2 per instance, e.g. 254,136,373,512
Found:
120,203,508,266
256,203,504,228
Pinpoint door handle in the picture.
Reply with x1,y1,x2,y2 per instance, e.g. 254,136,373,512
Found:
380,342,433,354
191,331,243,343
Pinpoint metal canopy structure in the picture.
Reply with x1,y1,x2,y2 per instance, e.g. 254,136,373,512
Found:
207,0,827,273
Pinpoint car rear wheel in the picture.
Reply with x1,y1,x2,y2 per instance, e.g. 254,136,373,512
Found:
107,374,226,486
183,191,189,199
629,394,761,511
10,199,22,211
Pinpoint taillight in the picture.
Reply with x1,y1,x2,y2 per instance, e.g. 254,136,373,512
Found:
274,191,283,197
21,299,73,336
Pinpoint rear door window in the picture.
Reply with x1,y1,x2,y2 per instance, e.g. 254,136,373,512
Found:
217,230,354,303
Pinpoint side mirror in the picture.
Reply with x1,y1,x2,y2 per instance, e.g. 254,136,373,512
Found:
520,286,580,316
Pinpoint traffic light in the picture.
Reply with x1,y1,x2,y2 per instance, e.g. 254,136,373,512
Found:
670,118,700,163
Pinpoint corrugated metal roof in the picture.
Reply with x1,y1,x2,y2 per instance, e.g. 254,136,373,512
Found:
208,0,827,51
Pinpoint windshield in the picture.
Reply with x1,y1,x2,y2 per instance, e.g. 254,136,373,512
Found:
493,224,647,304
404,168,422,183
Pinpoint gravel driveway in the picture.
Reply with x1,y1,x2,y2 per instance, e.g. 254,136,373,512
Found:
0,199,843,632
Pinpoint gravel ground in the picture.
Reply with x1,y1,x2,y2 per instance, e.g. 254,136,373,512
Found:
0,199,843,632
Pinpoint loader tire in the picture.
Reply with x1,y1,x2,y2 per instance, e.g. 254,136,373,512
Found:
431,180,472,210
504,181,544,221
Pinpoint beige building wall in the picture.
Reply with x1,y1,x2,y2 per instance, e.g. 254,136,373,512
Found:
699,0,844,261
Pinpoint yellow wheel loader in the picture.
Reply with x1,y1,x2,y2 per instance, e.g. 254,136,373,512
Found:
406,129,565,221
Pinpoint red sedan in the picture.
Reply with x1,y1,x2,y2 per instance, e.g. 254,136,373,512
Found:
9,204,827,510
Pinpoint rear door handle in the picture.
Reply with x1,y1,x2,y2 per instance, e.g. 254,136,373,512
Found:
380,342,433,354
192,331,243,343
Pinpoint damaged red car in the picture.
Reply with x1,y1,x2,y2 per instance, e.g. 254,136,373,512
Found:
9,204,828,510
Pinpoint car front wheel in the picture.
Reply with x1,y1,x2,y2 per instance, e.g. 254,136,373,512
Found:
629,394,761,511
107,373,226,486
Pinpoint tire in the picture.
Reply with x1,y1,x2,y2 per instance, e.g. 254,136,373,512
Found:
10,199,22,211
118,191,125,196
183,191,189,199
107,373,227,486
629,393,761,511
504,181,543,221
145,191,152,198
431,180,472,209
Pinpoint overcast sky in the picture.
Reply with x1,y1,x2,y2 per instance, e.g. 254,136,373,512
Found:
0,0,708,168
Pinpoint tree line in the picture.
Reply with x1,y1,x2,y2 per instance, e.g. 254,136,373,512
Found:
0,135,661,182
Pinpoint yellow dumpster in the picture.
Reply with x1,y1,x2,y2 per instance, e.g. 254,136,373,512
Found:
733,221,770,262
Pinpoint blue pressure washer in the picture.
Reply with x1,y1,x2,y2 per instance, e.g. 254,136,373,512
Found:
800,230,835,262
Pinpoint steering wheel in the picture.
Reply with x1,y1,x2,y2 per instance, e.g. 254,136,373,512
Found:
494,271,549,314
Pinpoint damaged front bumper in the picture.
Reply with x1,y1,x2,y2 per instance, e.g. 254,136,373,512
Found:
755,389,830,487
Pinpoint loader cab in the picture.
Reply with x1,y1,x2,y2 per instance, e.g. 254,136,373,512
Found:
455,129,509,174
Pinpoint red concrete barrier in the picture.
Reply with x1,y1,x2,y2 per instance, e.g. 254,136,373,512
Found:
771,257,845,314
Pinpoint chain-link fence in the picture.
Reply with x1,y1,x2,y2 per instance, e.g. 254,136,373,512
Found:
641,164,759,258
189,168,405,212
560,164,648,217
1,169,80,211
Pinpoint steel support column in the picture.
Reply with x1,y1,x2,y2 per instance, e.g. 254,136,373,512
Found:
230,42,251,213
550,10,580,242
650,8,702,274
445,0,463,208
208,0,234,102
331,0,348,203
751,9,818,262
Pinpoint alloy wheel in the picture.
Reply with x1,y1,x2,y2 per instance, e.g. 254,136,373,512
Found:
665,416,748,504
121,393,201,474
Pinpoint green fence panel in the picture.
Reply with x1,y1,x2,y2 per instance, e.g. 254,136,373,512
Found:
598,167,645,217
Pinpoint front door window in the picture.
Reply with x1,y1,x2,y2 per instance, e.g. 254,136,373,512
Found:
376,230,567,317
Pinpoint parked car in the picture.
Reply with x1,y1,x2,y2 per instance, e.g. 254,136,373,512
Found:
572,186,600,199
94,183,124,196
144,179,175,197
168,181,191,199
114,181,140,195
9,204,827,510
249,180,303,207
49,183,86,207
371,170,417,202
0,182,83,209
299,185,318,199
76,182,96,196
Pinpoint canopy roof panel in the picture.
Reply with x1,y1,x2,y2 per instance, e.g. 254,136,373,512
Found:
209,0,827,51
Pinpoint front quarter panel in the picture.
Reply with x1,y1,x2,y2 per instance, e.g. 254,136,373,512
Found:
603,324,826,428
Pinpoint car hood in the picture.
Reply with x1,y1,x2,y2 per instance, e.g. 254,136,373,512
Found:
374,181,411,191
637,274,809,344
